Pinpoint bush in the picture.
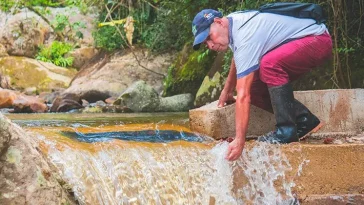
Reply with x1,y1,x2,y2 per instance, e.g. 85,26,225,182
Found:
36,41,74,67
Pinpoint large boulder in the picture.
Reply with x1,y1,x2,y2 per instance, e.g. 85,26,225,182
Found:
12,95,48,113
0,89,18,108
194,71,224,107
0,114,75,204
0,9,52,57
0,7,97,57
0,43,8,57
42,7,98,46
114,80,160,112
50,49,174,112
0,89,48,112
157,93,194,112
0,56,77,92
67,47,99,69
163,44,217,97
114,80,194,112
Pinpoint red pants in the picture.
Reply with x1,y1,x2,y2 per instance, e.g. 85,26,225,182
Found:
250,32,333,113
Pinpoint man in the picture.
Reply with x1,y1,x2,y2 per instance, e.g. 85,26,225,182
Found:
192,9,332,161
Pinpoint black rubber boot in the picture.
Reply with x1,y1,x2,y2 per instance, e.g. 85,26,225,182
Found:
294,100,322,139
258,83,298,143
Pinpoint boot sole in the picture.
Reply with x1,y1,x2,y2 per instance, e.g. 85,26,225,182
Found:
299,122,324,141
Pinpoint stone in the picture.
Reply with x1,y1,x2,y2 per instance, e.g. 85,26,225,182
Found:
114,80,160,112
50,93,82,112
65,49,173,103
0,89,19,108
67,47,99,69
157,93,194,112
0,74,11,89
0,9,52,57
0,43,8,57
0,56,77,92
39,90,63,104
12,96,48,113
0,114,75,204
194,71,224,107
82,106,103,113
24,87,37,95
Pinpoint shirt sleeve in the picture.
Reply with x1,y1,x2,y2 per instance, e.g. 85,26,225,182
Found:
234,43,263,79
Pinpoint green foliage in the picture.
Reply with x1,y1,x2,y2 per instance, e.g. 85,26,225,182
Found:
36,41,74,67
93,25,127,51
197,49,209,63
52,14,86,40
221,50,233,77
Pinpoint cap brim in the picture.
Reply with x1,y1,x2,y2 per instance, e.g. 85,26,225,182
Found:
193,27,210,50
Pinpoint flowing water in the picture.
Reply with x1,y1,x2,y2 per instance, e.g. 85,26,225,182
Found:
8,113,304,205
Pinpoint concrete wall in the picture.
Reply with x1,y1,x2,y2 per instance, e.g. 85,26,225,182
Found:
189,89,364,139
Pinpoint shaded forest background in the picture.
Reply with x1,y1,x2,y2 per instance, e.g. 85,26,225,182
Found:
1,0,363,90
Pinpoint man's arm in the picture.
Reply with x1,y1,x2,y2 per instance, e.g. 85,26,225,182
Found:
225,71,254,161
218,57,237,107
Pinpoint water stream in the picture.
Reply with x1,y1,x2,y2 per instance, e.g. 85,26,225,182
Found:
9,113,303,205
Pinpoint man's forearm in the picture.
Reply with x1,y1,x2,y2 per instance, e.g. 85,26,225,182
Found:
234,72,254,141
235,93,250,140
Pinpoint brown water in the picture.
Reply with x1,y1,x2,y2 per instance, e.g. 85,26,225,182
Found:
9,113,302,205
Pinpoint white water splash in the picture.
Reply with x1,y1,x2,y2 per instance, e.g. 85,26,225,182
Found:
41,137,304,205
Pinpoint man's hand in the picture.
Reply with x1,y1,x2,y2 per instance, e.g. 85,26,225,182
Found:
218,90,236,108
225,138,245,161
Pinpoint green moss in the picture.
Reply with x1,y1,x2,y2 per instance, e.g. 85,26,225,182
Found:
163,44,217,97
0,57,70,92
194,72,223,107
6,147,22,164
82,107,103,113
37,168,47,187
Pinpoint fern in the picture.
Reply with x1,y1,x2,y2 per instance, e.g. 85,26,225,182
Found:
36,41,74,67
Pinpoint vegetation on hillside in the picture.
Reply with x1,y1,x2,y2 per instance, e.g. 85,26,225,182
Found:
0,0,363,89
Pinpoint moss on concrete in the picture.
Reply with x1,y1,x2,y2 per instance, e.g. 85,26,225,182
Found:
163,44,217,97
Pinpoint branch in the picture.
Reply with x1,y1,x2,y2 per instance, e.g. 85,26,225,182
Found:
104,5,165,78
25,6,65,41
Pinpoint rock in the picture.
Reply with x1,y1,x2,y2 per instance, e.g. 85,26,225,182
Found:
0,89,18,108
64,49,173,103
0,9,52,57
157,93,194,112
0,74,11,89
95,100,106,107
56,99,83,112
67,47,99,69
50,93,83,112
24,87,37,95
0,56,77,92
0,114,76,204
114,80,160,112
42,7,98,46
12,96,48,113
82,106,103,113
81,99,89,107
194,71,224,107
163,44,217,97
39,90,63,104
105,96,117,104
102,105,133,113
0,43,8,57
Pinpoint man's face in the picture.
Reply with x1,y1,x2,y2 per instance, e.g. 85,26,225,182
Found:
204,20,229,52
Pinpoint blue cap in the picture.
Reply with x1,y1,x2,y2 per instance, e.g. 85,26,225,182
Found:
192,9,223,50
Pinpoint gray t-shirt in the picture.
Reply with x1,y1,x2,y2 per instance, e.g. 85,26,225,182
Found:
227,11,328,79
